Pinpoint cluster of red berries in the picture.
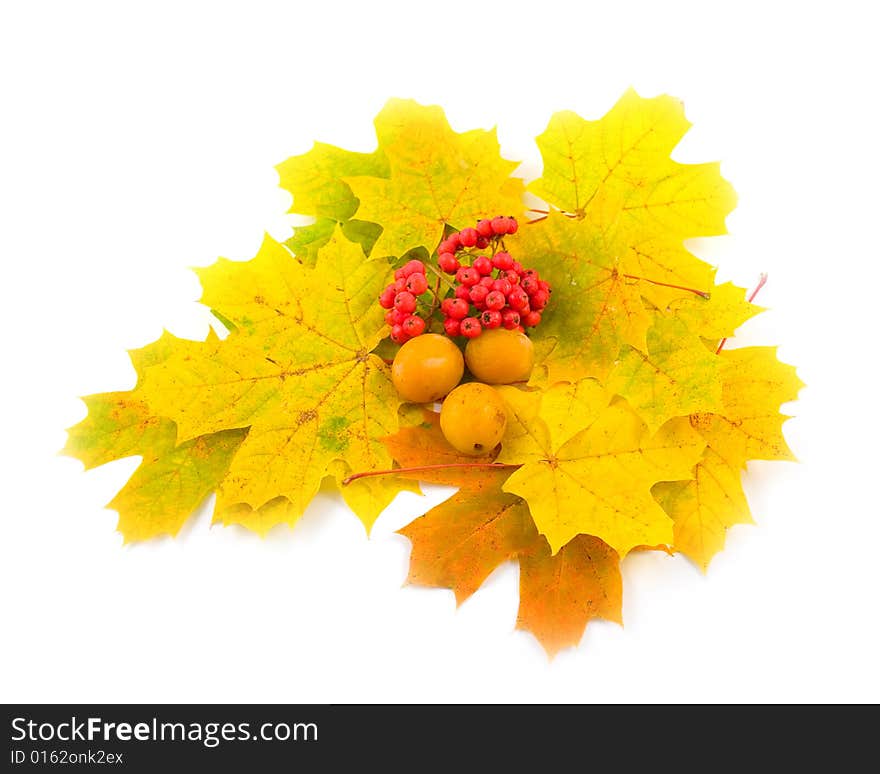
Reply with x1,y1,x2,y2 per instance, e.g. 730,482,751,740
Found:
377,215,551,344
438,217,550,339
378,258,432,344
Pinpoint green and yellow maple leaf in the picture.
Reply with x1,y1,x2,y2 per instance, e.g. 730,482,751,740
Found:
109,428,248,543
345,99,524,259
276,141,389,264
63,331,250,541
496,379,705,556
607,313,724,433
654,346,803,569
277,141,388,223
135,228,404,532
515,212,651,384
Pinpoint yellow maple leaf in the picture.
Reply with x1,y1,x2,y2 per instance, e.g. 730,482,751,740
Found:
529,88,736,238
654,346,803,569
496,380,705,556
668,280,765,340
138,228,403,532
525,88,734,311
345,98,524,258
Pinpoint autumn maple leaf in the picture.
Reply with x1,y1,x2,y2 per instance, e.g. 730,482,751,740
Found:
344,99,525,258
653,347,804,569
64,331,249,541
495,379,706,556
529,88,735,307
386,411,622,656
65,229,416,539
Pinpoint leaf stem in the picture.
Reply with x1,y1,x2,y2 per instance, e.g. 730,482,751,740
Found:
341,462,521,486
716,273,768,354
425,261,456,292
622,273,711,299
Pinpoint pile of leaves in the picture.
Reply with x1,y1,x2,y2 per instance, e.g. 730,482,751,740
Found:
64,90,802,656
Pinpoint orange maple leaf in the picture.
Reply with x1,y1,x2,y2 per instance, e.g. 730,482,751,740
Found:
385,412,623,656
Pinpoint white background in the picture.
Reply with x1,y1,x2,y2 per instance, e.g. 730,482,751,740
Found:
1,0,878,703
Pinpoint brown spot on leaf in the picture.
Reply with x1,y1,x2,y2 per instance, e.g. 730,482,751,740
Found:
297,409,318,426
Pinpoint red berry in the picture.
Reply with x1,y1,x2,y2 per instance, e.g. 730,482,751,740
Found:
455,267,480,287
491,216,509,235
479,275,495,289
484,290,505,311
492,278,512,296
438,253,460,273
469,284,490,308
475,235,490,249
447,233,462,251
402,314,426,336
455,284,471,301
523,310,542,327
501,309,520,329
390,324,409,344
512,261,524,276
505,217,518,234
394,268,407,280
522,268,538,279
503,269,520,285
379,286,397,309
438,239,456,256
459,227,478,247
480,309,502,329
492,251,514,270
531,289,549,310
394,277,407,292
521,275,540,295
385,309,405,326
476,219,494,238
472,256,493,275
460,317,482,338
405,272,428,295
539,280,551,293
440,298,457,316
402,259,426,277
447,298,470,320
507,287,529,311
394,291,417,313
443,317,461,337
